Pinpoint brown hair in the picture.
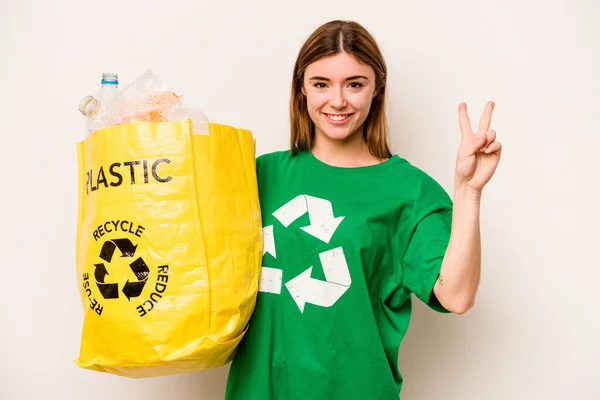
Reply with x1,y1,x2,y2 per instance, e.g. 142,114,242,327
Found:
290,20,391,159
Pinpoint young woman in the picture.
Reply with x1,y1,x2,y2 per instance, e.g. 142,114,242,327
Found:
225,20,501,400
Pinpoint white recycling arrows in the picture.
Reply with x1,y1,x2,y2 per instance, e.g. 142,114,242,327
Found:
272,195,344,244
318,246,351,286
262,225,276,258
259,225,278,294
258,266,282,294
285,247,351,313
259,194,351,312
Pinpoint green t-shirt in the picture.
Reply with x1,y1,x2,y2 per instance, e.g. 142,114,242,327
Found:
225,150,453,400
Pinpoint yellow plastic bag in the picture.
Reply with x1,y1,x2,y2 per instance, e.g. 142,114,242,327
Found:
75,120,262,378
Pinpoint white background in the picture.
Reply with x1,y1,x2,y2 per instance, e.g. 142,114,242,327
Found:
1,0,599,399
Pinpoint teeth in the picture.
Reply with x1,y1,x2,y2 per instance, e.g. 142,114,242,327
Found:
327,114,349,121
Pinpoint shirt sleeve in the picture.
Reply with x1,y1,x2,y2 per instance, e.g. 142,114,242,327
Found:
402,178,453,313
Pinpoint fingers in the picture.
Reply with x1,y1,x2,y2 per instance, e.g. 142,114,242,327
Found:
465,129,497,156
477,101,495,134
479,129,497,151
469,132,488,154
458,102,473,138
484,141,502,156
459,102,500,159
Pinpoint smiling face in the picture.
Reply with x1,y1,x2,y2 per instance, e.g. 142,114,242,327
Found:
302,52,378,144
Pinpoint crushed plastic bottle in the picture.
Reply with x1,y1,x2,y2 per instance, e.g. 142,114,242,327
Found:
78,70,210,136
78,73,120,136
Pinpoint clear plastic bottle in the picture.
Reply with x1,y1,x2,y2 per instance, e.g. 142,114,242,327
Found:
169,107,210,135
78,73,120,136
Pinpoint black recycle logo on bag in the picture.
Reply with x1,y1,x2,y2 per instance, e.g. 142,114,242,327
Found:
83,219,170,317
94,238,149,300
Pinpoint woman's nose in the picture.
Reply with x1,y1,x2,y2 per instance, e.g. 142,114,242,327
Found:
329,88,347,109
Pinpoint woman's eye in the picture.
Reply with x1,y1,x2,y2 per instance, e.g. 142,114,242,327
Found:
311,82,363,89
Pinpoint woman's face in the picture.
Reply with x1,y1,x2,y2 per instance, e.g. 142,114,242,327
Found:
302,52,378,144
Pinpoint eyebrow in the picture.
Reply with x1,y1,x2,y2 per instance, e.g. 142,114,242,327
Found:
308,75,369,81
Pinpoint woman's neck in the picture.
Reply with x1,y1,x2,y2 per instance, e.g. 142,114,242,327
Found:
311,130,384,168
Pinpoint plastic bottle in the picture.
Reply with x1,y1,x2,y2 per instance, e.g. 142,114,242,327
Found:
78,73,120,136
169,107,210,135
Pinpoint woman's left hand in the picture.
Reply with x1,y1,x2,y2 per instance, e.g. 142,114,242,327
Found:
454,101,502,194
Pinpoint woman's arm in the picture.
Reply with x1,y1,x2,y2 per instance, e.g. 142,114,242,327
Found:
434,184,482,314
433,101,502,314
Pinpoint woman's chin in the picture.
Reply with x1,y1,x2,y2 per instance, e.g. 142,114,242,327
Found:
318,128,361,143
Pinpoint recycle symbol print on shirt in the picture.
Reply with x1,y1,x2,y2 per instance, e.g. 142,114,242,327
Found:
259,194,351,313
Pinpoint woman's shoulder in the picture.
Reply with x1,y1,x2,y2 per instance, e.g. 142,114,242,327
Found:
256,150,292,166
256,149,310,173
387,155,437,182
389,156,452,205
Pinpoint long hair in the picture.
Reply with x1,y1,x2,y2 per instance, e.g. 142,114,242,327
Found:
290,20,391,159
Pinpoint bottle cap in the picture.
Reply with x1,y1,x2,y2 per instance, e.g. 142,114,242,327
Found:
101,73,119,85
78,95,99,116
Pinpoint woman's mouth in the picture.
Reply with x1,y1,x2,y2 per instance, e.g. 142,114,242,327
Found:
323,113,353,124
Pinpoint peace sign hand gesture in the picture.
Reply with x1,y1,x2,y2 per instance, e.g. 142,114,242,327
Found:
454,101,502,194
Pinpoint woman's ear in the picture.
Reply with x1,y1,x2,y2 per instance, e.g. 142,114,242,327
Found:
301,85,306,96
373,88,380,98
